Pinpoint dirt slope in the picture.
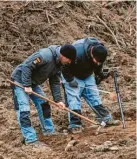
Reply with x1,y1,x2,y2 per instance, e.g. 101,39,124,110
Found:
0,1,136,159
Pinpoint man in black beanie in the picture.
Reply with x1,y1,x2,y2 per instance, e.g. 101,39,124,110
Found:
10,44,76,146
61,37,120,134
60,44,76,62
92,45,108,63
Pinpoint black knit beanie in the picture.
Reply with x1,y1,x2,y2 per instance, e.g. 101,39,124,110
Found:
60,44,76,61
92,45,108,62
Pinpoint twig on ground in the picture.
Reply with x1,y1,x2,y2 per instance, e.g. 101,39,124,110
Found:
96,15,120,49
46,10,50,23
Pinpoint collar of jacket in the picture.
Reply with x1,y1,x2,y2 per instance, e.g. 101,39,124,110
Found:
48,45,61,66
55,46,61,66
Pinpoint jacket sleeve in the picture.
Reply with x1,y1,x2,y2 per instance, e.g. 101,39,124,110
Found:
94,63,103,76
49,73,62,102
21,53,45,87
22,64,32,87
61,65,74,82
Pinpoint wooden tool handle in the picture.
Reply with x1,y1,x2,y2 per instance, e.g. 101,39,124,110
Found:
7,79,99,126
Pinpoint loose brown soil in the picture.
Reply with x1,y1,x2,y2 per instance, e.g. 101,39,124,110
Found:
0,1,136,159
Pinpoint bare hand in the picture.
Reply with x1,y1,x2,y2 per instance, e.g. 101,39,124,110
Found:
24,87,33,94
57,102,65,109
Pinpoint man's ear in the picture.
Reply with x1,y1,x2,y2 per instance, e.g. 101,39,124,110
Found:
87,45,93,59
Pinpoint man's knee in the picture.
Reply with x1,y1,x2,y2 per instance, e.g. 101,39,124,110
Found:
70,110,82,125
41,102,51,118
20,111,31,127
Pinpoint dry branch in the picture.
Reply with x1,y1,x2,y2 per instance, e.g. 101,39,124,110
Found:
96,15,121,49
103,2,121,8
46,10,50,23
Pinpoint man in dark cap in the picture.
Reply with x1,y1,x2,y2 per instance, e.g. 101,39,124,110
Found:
61,37,120,134
11,44,76,146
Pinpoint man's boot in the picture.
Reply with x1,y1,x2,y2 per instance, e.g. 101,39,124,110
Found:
69,110,83,134
93,105,120,126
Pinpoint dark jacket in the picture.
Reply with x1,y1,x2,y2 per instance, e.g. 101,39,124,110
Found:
11,45,62,102
62,37,104,81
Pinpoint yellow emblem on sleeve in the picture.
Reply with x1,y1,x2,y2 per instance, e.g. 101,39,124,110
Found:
33,57,41,64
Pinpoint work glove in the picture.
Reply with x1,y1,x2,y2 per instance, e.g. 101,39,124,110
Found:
95,69,110,85
102,68,111,78
69,79,78,88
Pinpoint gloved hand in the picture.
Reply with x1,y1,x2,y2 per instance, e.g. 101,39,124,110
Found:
69,79,78,88
95,69,110,85
95,75,103,85
102,68,110,78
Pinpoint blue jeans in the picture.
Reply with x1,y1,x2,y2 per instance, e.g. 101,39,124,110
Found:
12,81,54,143
62,74,112,129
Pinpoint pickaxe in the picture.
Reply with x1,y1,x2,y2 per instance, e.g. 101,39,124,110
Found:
8,79,105,135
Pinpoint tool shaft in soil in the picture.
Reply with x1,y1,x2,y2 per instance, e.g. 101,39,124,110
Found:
113,71,126,129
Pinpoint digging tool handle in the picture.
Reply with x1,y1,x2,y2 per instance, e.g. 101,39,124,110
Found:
113,71,126,129
8,79,99,126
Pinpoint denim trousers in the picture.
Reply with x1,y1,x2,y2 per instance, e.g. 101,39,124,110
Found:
12,81,54,143
61,74,111,129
